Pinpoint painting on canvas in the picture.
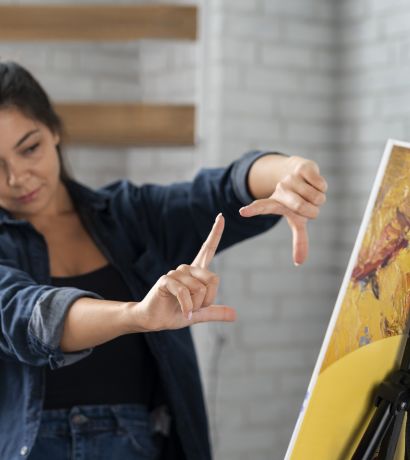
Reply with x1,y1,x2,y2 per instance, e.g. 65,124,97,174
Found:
286,140,410,460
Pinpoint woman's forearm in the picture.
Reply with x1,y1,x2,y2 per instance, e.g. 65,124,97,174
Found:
247,153,291,200
60,297,141,352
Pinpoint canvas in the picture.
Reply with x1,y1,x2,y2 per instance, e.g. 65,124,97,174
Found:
286,140,410,460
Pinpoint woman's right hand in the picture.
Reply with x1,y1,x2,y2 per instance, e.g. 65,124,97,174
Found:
133,213,236,332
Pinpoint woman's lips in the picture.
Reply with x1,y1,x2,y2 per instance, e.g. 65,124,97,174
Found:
16,186,41,204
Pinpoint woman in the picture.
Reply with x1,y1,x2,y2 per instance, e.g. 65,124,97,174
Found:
0,61,327,460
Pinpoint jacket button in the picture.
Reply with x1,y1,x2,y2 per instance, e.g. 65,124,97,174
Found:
72,414,88,424
20,446,29,456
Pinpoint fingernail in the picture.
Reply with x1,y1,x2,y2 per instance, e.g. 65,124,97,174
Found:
294,262,300,267
188,311,193,320
215,212,222,222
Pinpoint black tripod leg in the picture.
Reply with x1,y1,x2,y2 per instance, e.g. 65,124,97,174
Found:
378,411,405,459
352,400,394,460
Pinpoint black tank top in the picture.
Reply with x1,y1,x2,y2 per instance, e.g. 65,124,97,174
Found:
43,264,158,409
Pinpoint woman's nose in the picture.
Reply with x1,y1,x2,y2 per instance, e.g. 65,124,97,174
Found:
7,165,30,187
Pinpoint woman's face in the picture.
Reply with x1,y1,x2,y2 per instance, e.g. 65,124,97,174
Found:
0,107,63,219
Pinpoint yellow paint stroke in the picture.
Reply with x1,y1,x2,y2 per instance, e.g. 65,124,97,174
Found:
290,336,405,460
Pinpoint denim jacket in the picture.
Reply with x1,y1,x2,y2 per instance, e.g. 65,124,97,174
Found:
0,150,281,460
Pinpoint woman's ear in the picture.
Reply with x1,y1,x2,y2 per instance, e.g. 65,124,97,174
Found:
53,131,60,146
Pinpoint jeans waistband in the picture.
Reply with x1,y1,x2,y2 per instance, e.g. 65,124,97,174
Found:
38,403,170,437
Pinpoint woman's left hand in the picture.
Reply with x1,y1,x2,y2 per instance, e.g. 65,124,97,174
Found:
239,156,327,266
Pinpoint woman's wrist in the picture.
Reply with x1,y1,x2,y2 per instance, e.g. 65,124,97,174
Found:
120,301,150,334
247,153,291,200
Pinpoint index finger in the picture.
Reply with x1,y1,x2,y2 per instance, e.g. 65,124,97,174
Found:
192,213,225,268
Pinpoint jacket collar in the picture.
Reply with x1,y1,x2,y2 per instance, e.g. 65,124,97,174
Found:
0,179,112,225
65,179,111,212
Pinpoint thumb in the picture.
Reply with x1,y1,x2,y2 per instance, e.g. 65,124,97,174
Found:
191,305,237,324
239,198,287,217
287,215,309,266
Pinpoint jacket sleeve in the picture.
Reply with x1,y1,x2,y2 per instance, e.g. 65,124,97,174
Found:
0,256,102,369
133,150,284,267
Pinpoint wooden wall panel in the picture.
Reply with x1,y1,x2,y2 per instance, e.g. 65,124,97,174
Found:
0,5,197,41
0,5,197,146
56,103,195,146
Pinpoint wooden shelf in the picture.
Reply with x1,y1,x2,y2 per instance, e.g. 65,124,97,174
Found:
0,5,197,41
0,5,198,146
56,103,195,146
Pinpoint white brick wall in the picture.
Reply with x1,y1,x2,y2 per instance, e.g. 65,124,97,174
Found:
1,0,409,459
196,1,410,459
199,2,340,458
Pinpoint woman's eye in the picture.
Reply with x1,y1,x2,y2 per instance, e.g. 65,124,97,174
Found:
24,143,39,154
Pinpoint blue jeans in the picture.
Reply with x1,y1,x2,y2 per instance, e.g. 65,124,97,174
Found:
28,404,162,460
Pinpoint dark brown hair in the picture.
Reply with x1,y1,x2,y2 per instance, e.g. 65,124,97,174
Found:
0,61,71,182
